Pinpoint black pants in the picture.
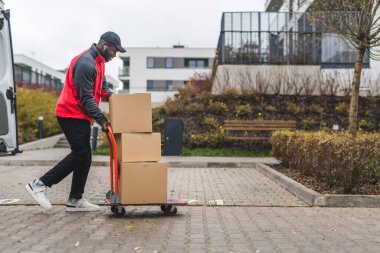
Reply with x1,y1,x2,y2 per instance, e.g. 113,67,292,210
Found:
40,117,92,199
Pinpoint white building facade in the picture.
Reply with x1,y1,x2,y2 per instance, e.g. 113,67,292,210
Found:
14,54,65,91
118,46,214,106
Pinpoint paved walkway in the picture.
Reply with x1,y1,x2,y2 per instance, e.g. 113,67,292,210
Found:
0,206,379,253
0,149,379,252
0,166,305,207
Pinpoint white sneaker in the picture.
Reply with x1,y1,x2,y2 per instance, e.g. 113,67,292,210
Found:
25,179,52,210
65,198,101,212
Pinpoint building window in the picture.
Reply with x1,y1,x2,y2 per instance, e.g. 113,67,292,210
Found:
147,80,154,90
165,57,174,68
120,57,130,76
321,33,369,68
184,58,209,68
166,80,173,90
147,57,154,68
189,60,197,68
147,80,186,91
123,80,129,90
144,57,211,68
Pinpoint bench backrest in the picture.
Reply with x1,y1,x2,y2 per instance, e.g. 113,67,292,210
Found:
224,120,297,131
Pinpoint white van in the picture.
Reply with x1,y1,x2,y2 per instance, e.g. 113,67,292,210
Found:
0,0,20,154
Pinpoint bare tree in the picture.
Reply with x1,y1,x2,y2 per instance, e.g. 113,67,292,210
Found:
281,71,293,95
326,71,341,96
240,68,256,94
312,0,380,136
255,71,270,95
368,73,380,96
270,70,284,95
214,67,232,93
317,72,329,96
290,68,304,95
300,74,316,96
340,69,353,96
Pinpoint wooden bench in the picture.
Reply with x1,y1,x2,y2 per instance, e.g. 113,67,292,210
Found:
223,120,297,141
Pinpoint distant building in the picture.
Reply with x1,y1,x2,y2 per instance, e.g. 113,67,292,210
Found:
104,74,120,91
212,0,380,95
118,46,214,106
14,54,65,93
99,75,120,114
13,54,120,112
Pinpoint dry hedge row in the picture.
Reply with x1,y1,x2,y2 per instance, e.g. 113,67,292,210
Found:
271,131,380,193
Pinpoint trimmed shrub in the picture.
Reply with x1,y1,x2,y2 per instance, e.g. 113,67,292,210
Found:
234,104,252,118
300,118,320,130
187,128,224,148
220,87,240,100
286,102,304,115
335,102,349,116
186,102,204,115
160,98,183,116
271,131,380,193
308,103,324,114
207,101,227,115
265,105,277,113
17,87,61,144
203,117,219,131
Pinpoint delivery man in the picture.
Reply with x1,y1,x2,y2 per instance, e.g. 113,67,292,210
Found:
25,31,126,211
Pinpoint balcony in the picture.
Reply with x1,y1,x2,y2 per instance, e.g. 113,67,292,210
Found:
118,66,129,77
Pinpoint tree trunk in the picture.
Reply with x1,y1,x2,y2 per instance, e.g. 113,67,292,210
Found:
348,47,366,137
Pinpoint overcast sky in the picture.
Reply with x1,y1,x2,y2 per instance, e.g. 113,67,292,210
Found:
5,0,265,80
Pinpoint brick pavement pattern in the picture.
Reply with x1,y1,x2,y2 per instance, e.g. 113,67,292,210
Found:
0,166,306,206
0,206,379,253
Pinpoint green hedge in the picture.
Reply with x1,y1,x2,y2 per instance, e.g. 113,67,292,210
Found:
17,87,61,144
271,131,380,193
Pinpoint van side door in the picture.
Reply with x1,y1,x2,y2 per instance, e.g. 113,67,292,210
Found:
0,5,19,154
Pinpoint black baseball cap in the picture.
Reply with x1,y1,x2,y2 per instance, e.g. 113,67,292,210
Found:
100,31,126,53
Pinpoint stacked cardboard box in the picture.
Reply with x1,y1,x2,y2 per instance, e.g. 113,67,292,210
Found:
109,93,167,204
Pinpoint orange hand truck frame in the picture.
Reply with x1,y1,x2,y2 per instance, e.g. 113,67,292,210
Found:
104,125,187,217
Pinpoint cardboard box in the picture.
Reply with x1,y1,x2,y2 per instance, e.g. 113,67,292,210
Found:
119,162,168,204
115,133,161,162
109,93,152,133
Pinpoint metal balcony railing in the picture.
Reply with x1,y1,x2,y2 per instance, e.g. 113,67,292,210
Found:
14,64,63,95
119,66,129,76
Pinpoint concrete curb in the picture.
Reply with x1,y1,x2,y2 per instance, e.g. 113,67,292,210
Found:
322,195,380,208
255,163,323,206
256,163,380,208
168,161,260,168
19,134,64,151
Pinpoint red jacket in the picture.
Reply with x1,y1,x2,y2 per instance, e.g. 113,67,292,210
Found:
56,44,112,125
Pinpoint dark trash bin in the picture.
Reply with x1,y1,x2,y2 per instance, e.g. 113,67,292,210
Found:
163,118,183,156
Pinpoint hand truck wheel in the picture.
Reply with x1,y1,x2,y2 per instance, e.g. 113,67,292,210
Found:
113,206,125,217
163,205,177,216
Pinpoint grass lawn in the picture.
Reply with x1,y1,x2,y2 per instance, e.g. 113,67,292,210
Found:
92,146,272,157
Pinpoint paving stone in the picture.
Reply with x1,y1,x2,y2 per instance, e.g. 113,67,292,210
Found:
1,163,380,252
0,206,379,252
0,166,306,206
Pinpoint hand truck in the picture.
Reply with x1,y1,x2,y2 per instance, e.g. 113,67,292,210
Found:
105,126,187,217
